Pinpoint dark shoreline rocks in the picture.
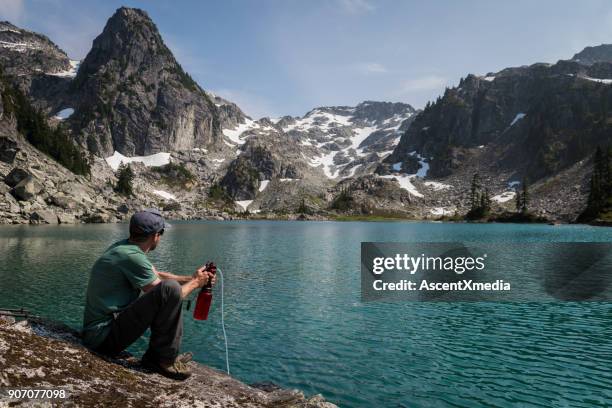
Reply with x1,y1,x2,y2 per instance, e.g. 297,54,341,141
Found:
0,316,337,407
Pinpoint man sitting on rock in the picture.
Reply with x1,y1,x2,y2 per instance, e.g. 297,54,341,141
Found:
82,208,215,380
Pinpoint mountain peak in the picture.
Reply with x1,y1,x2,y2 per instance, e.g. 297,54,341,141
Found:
0,21,21,31
107,7,155,29
74,5,186,89
0,20,71,78
67,5,229,156
571,44,612,66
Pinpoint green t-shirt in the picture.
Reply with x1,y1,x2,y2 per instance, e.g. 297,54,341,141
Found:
82,239,157,348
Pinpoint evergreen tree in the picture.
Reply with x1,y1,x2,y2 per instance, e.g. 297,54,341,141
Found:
520,178,529,213
466,173,491,219
579,146,612,221
483,188,491,212
470,173,481,211
515,189,522,213
479,191,486,212
115,162,134,197
297,197,307,214
332,185,354,211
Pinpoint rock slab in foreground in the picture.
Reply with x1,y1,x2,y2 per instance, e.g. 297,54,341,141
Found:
0,317,336,407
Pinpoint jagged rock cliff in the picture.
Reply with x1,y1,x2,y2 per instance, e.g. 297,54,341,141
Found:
67,7,241,157
571,44,612,65
0,317,336,407
0,21,72,77
0,21,75,113
387,62,612,178
382,52,612,220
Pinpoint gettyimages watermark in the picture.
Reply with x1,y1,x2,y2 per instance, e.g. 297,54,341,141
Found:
361,242,612,302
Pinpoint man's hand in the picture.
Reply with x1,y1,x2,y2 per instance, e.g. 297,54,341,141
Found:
192,266,210,288
209,272,217,287
193,265,217,287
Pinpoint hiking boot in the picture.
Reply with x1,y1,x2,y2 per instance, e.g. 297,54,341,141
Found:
177,351,193,364
141,355,192,381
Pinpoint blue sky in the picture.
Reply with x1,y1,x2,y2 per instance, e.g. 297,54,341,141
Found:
3,0,612,118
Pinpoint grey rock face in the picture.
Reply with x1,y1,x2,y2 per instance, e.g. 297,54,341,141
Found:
12,175,41,201
388,62,612,181
221,140,300,200
57,212,77,224
29,209,58,224
380,53,612,220
330,175,414,214
67,7,226,157
571,44,612,65
0,21,74,113
0,21,71,77
0,318,338,407
0,110,133,224
4,167,29,187
46,193,78,210
0,136,19,163
83,211,113,223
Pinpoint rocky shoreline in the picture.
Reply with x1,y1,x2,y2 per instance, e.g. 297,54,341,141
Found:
0,316,336,407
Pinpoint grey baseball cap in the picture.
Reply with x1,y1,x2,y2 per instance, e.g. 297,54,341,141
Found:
130,208,165,235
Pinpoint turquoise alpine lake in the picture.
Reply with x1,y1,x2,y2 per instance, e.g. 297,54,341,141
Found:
0,221,611,407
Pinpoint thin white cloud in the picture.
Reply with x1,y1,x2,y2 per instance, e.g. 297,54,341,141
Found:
400,75,448,92
338,0,375,14
0,0,25,24
354,62,388,74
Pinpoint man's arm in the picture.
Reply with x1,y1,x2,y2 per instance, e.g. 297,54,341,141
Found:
153,266,191,284
143,266,214,299
142,278,161,293
180,266,212,299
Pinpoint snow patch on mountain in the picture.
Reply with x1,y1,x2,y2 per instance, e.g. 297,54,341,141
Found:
424,181,451,190
153,190,177,201
236,200,253,211
217,102,416,183
582,76,612,84
47,60,79,78
54,108,74,120
509,113,526,126
222,118,257,145
378,151,430,197
492,191,516,203
105,151,171,171
0,40,43,53
258,180,270,192
380,174,423,197
414,153,429,178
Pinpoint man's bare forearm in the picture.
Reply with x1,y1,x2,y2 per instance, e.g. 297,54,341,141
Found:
181,279,201,299
157,271,192,284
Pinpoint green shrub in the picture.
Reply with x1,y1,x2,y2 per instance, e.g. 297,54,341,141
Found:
153,162,196,187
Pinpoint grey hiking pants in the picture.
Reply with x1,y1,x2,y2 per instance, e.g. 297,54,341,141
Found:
96,280,183,364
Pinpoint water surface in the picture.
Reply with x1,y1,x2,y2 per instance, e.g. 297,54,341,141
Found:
1,221,611,407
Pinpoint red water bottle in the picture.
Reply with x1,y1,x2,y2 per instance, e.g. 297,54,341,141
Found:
193,262,216,320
